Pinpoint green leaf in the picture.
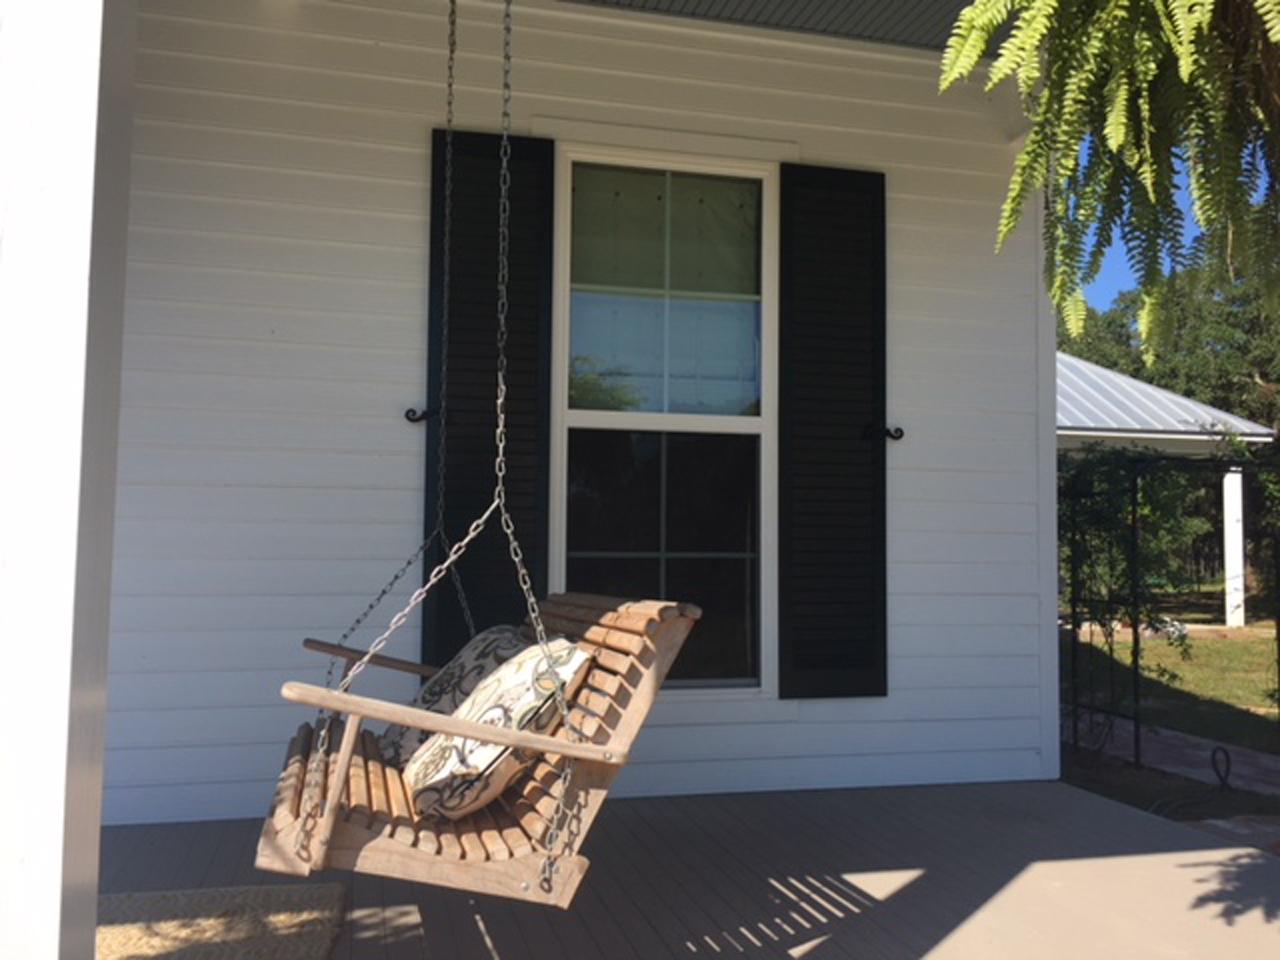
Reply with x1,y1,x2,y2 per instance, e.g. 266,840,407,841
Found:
1061,288,1089,336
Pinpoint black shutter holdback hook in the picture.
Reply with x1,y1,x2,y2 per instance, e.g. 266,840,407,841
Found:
863,423,906,441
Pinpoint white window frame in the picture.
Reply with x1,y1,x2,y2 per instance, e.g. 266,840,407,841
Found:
548,142,780,700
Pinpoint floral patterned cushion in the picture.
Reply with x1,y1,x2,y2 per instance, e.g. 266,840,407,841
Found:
377,624,529,766
403,638,592,821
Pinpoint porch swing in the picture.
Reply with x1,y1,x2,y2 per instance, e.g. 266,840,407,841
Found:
254,0,700,908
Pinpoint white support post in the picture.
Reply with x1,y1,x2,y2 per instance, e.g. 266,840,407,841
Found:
0,3,135,957
1223,469,1246,628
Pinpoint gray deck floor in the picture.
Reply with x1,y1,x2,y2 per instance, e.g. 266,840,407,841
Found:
99,781,1279,958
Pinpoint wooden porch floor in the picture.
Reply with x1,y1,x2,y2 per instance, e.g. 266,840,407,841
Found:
99,781,1279,959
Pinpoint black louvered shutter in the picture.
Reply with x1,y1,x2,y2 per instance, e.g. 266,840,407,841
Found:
778,163,887,699
421,130,554,664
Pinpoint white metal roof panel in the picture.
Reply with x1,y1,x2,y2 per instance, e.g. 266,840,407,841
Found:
1057,352,1272,440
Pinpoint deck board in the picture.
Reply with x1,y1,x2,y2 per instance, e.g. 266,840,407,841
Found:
99,781,1280,958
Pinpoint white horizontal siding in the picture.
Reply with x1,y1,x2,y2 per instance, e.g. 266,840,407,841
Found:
105,0,1051,824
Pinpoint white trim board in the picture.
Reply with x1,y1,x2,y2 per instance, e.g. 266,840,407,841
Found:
549,141,781,707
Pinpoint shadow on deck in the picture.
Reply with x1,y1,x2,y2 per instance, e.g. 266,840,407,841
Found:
100,781,1280,959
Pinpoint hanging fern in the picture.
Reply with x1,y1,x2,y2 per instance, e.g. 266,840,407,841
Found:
940,0,1280,354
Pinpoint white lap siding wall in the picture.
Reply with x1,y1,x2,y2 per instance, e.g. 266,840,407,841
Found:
106,0,1054,823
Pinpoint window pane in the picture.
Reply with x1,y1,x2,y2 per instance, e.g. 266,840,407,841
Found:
567,430,660,552
566,557,660,606
569,163,762,416
669,173,760,295
569,291,663,412
571,165,665,289
565,429,759,683
665,433,758,553
665,557,758,682
667,297,760,415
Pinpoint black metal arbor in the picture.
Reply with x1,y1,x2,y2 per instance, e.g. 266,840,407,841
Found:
1060,447,1280,766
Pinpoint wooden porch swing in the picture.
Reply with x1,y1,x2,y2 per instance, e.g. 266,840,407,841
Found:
255,0,700,908
256,595,699,907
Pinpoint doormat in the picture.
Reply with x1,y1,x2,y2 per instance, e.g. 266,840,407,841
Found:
97,883,345,959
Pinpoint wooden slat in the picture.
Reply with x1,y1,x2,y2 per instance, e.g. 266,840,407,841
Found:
382,762,418,846
316,718,344,812
361,731,392,826
456,819,489,862
472,807,512,861
535,616,647,656
508,794,550,847
518,774,563,824
300,734,330,822
564,706,604,742
574,686,615,719
436,819,464,860
584,667,624,700
529,759,564,794
413,817,441,856
493,797,535,857
346,735,371,826
590,646,636,677
540,603,659,637
552,593,684,621
271,722,313,826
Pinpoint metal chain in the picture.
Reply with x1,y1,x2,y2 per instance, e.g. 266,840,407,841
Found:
318,532,438,694
437,0,477,640
306,1,580,892
309,0,472,767
484,0,581,891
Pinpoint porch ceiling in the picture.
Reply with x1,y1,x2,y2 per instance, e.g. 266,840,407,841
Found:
568,0,970,51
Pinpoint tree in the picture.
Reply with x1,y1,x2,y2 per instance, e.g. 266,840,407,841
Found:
1061,269,1280,427
940,0,1280,349
1057,303,1145,378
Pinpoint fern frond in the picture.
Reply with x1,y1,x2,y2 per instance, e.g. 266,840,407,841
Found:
940,0,1280,349
940,0,1018,90
1061,288,1089,336
1103,69,1132,150
1137,286,1172,362
988,0,1060,89
1254,0,1280,43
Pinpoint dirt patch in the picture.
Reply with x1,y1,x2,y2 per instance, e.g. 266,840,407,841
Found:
1063,748,1280,821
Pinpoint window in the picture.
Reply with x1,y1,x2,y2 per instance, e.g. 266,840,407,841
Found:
554,154,775,686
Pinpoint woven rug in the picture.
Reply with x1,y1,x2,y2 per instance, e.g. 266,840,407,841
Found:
97,883,345,960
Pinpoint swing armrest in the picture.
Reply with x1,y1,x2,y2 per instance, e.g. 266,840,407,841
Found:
302,638,439,679
281,682,626,765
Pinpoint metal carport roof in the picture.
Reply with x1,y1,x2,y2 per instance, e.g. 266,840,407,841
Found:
1057,352,1273,442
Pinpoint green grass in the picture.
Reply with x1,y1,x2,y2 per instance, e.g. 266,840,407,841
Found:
1150,588,1277,625
1065,620,1280,755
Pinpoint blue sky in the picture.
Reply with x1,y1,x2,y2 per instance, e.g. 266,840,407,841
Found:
1083,175,1200,312
1083,237,1136,311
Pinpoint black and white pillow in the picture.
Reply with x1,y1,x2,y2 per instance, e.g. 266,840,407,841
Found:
377,624,529,766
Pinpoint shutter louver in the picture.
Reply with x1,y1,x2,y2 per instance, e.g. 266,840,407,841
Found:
422,130,554,664
778,163,887,699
